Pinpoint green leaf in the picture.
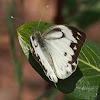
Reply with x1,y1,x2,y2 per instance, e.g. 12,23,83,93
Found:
17,22,100,99
7,0,23,89
62,0,100,29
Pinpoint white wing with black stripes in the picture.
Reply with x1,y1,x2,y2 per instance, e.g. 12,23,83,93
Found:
30,25,86,83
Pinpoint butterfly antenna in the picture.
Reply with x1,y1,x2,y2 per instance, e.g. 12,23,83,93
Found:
11,16,32,37
35,5,49,32
11,16,25,24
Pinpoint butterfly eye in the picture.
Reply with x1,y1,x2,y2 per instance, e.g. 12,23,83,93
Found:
32,36,35,40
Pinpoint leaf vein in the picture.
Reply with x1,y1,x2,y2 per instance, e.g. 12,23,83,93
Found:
85,44,100,62
84,46,97,67
81,50,90,64
78,58,100,72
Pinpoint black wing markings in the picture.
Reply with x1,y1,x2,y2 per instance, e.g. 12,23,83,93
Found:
30,40,48,75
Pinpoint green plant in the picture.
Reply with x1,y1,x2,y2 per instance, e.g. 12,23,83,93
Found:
6,0,23,99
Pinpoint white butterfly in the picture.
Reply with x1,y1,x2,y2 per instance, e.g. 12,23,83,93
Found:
30,24,86,83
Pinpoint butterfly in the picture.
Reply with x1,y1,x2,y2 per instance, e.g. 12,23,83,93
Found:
30,24,86,83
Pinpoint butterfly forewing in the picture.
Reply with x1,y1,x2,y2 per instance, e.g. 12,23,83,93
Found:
30,25,86,83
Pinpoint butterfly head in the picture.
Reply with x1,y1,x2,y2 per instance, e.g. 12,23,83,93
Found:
34,30,41,38
30,30,43,43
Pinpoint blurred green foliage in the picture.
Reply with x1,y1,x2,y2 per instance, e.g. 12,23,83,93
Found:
62,0,100,29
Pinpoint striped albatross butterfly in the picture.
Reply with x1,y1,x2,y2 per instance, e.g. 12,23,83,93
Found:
30,24,86,83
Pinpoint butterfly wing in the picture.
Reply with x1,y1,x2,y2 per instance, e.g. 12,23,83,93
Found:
30,35,58,83
43,25,86,79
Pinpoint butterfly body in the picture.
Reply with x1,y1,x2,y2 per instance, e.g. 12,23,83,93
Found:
30,25,86,83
